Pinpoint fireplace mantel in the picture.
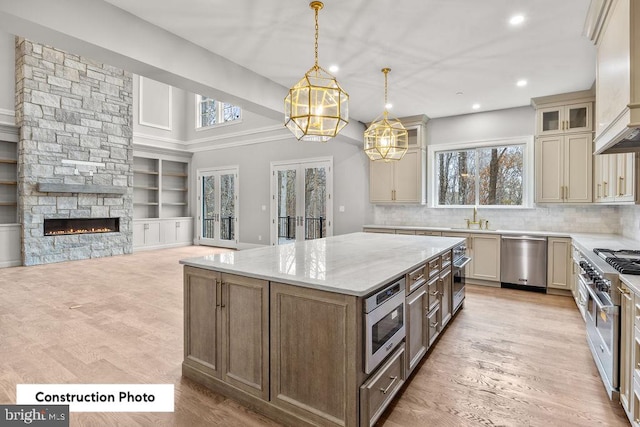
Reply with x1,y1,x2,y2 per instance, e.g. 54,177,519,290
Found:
37,183,127,195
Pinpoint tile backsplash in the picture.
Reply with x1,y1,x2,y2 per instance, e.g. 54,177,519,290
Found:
619,205,640,241
372,205,621,234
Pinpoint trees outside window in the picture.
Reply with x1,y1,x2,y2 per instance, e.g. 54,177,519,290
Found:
196,95,241,128
437,145,524,206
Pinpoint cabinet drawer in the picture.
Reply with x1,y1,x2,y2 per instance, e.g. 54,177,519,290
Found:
427,257,440,279
360,343,405,427
427,304,441,347
427,276,439,312
406,264,427,294
441,251,452,269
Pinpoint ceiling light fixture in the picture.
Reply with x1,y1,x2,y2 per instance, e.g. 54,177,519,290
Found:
284,1,349,142
516,79,528,87
329,65,339,73
472,103,481,110
364,68,408,162
509,14,525,26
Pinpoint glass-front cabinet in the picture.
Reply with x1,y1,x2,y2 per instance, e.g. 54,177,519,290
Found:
537,102,592,135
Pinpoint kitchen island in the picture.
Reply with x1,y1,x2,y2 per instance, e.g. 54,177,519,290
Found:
180,232,464,427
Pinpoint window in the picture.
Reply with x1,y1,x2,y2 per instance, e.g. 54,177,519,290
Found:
196,95,241,128
433,139,530,207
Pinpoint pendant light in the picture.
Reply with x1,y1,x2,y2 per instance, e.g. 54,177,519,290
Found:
364,68,408,161
284,1,349,142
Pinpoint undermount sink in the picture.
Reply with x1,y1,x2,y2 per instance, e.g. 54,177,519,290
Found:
449,227,496,231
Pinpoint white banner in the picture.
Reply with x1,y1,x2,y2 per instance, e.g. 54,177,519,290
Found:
16,384,174,412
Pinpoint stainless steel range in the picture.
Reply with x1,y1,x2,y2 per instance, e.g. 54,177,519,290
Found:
575,247,621,400
594,248,640,275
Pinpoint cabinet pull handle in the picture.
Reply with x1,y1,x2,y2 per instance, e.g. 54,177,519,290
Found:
215,279,221,307
618,286,630,295
597,183,601,198
413,274,424,282
430,321,439,329
603,181,608,197
379,376,398,395
430,290,439,296
220,281,226,308
619,176,624,196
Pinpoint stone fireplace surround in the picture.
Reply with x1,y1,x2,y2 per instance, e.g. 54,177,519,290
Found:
15,38,134,266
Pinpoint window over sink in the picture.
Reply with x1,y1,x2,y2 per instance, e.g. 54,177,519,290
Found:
428,136,533,208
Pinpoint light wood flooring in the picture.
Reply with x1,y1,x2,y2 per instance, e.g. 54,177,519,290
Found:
0,246,629,426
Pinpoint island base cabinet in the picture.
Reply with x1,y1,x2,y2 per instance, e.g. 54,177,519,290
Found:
183,267,269,400
270,282,359,427
427,304,441,347
359,344,406,427
405,283,428,375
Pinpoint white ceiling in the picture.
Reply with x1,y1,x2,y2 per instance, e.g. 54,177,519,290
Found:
103,0,596,122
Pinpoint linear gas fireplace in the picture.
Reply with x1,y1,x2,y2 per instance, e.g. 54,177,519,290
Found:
44,218,120,236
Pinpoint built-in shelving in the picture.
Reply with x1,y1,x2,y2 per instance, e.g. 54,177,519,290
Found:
161,160,189,218
133,156,190,219
0,141,17,224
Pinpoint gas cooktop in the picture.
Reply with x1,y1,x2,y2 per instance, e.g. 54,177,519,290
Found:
594,248,640,275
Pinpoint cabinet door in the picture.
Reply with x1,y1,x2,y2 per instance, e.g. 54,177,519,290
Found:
439,266,452,328
564,133,593,203
394,149,422,203
405,284,428,374
369,160,394,203
184,267,221,378
565,103,592,133
535,136,564,202
547,238,570,290
133,222,146,248
593,155,606,202
620,284,634,418
469,234,501,281
221,274,269,400
537,106,563,135
427,305,441,348
616,153,637,202
270,283,358,427
176,219,194,243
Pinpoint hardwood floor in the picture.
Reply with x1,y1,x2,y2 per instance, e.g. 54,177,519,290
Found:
0,247,629,426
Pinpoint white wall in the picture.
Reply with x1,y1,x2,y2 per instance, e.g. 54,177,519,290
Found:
0,30,15,125
133,74,187,143
190,136,370,245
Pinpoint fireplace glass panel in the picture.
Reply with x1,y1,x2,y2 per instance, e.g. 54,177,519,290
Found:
44,218,120,236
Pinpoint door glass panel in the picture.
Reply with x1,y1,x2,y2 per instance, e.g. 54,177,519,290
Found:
202,175,216,239
220,173,235,241
304,167,327,240
568,107,587,129
542,110,560,132
277,169,297,244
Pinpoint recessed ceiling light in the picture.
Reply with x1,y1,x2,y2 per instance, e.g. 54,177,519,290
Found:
456,91,464,96
516,79,528,87
472,103,481,110
385,103,393,109
329,65,339,73
509,14,525,26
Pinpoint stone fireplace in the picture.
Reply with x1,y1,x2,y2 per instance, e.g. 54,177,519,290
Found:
15,38,133,265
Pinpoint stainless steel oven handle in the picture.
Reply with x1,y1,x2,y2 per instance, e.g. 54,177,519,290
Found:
454,257,471,269
584,281,615,313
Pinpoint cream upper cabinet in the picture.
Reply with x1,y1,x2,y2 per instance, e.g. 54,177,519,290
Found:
594,153,638,203
536,102,592,135
535,133,593,203
369,148,426,204
547,237,570,290
369,117,428,205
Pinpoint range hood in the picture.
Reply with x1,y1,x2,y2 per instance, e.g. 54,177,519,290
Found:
587,0,640,154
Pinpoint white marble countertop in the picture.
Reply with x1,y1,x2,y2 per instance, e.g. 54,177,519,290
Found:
363,224,570,237
180,232,465,297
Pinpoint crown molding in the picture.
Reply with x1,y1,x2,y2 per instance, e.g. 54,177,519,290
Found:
184,124,284,146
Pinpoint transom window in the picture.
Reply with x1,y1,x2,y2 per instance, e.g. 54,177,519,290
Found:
196,95,241,128
433,139,531,207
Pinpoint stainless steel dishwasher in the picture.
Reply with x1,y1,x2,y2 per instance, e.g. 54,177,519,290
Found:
501,235,547,291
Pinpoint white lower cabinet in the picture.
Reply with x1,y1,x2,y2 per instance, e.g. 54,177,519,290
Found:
133,218,193,250
620,283,634,421
547,238,571,290
0,224,21,268
443,232,500,283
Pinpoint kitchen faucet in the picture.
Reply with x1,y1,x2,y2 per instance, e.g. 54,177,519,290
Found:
465,206,488,229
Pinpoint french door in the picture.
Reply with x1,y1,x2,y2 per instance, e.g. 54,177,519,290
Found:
198,167,238,248
271,158,333,245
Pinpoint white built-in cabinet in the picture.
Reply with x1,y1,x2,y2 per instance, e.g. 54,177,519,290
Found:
442,232,500,283
619,282,634,422
594,153,638,203
547,237,571,290
533,92,594,204
133,152,193,251
0,128,21,268
369,116,428,204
